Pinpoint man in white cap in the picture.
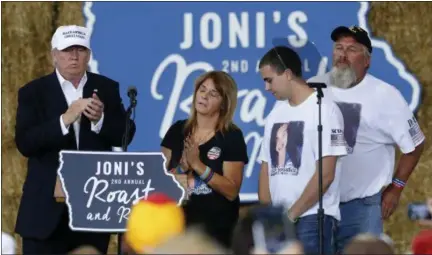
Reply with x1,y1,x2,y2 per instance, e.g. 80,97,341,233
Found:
14,25,136,254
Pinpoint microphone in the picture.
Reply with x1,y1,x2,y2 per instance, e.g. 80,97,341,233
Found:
307,82,327,89
308,82,327,98
127,86,138,108
127,86,138,99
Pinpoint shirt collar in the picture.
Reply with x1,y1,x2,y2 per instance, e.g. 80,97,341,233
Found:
55,68,88,89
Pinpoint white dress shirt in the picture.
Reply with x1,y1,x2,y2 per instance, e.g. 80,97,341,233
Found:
57,69,104,148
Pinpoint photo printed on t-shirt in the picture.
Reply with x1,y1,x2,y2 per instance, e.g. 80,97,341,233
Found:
269,121,304,176
336,102,362,154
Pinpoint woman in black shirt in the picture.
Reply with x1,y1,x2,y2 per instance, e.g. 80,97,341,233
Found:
160,70,249,248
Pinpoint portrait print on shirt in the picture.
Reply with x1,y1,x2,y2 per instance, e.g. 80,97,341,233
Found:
335,102,362,154
269,121,305,176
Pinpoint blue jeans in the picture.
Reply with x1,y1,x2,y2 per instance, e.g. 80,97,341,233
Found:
336,192,383,254
296,214,337,255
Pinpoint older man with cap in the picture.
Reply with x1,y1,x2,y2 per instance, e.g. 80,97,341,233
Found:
308,25,425,252
14,25,136,254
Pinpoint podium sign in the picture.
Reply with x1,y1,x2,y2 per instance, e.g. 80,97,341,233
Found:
57,150,186,232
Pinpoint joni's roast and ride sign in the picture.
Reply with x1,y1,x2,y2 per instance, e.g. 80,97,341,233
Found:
84,2,422,202
57,150,186,232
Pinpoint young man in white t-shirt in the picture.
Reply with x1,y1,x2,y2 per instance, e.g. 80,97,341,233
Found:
257,46,348,255
308,25,425,252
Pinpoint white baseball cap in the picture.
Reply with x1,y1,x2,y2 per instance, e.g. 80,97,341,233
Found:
51,25,91,51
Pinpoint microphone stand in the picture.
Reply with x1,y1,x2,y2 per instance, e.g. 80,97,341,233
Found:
308,82,326,255
118,95,137,255
269,39,327,254
122,97,137,151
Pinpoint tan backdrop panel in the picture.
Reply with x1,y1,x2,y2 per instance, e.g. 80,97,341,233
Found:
2,2,431,254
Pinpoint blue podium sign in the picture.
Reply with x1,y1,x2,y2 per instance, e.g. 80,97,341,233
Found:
57,150,185,232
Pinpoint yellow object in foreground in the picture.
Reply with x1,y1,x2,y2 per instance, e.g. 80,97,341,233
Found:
125,193,185,253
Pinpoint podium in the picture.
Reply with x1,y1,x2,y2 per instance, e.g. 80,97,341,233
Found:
55,150,186,253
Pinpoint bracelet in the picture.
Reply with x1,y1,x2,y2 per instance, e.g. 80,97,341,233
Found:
392,178,406,189
170,166,187,174
199,166,211,180
203,170,215,183
177,166,188,174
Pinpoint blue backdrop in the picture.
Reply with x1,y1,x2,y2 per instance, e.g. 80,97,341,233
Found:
83,1,421,202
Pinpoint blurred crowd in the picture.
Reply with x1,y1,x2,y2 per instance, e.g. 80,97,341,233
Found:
3,193,431,255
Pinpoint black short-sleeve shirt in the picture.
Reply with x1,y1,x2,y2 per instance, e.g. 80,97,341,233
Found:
161,119,249,246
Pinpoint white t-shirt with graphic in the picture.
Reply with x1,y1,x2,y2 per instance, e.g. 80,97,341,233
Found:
307,73,425,202
259,91,348,220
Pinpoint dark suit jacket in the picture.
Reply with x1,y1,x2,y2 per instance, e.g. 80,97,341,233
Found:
14,71,136,239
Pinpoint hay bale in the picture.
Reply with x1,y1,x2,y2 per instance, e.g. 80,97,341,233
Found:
57,2,84,27
1,1,431,254
1,2,56,254
1,1,54,197
369,2,432,252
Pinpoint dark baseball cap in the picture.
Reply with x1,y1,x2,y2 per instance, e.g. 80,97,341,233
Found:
331,25,372,53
